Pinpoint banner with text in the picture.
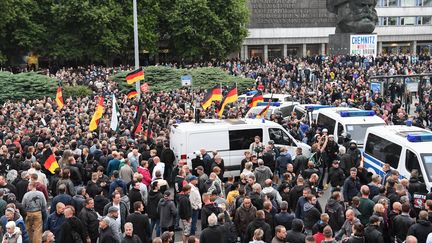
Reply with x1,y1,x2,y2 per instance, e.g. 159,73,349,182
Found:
350,34,378,57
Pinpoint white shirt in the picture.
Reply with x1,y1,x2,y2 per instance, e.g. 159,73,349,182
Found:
189,183,202,210
152,162,165,180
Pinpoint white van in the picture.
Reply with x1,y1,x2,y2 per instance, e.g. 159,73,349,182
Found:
263,93,293,102
238,91,259,104
363,125,432,190
292,104,333,124
246,102,299,120
315,108,385,147
170,119,311,177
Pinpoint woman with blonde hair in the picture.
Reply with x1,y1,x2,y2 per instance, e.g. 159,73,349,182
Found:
2,221,22,243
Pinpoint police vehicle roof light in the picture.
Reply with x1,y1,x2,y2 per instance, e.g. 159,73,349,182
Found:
257,102,281,107
305,105,333,110
339,110,375,117
246,91,258,96
407,133,432,142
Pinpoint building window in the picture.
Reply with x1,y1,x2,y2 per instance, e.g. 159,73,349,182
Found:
423,16,432,25
401,0,417,6
400,17,416,25
388,17,398,25
379,17,388,26
389,0,399,6
422,0,432,6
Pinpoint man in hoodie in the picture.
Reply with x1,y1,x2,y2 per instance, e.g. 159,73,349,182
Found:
244,210,272,243
275,147,291,177
235,197,257,243
285,219,306,243
157,191,177,241
147,181,163,237
325,191,345,232
407,210,432,243
274,201,295,231
178,185,192,243
364,215,384,243
254,160,273,187
262,179,282,205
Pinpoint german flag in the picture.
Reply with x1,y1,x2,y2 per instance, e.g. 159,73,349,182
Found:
89,96,104,131
257,101,270,119
201,85,222,110
125,68,144,85
218,84,238,118
132,102,143,138
127,90,138,99
42,148,59,174
248,91,263,108
55,86,64,110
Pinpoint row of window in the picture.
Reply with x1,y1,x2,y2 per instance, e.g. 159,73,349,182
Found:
378,16,432,26
378,0,432,7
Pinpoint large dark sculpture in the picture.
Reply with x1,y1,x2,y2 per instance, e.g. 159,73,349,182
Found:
327,0,378,33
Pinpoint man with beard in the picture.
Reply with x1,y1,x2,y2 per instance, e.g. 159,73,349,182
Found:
327,0,378,34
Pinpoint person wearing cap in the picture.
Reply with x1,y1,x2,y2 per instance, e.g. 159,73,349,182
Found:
158,191,177,240
98,217,118,243
187,176,201,236
364,215,384,243
328,160,345,192
194,166,208,194
346,140,363,168
103,191,129,234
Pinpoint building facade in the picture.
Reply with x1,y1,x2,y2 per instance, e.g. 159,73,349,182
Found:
241,0,432,60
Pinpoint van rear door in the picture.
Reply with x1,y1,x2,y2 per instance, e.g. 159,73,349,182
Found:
228,128,263,176
188,131,229,169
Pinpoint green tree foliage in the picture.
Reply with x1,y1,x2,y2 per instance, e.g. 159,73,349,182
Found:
111,66,254,92
0,0,249,64
63,85,93,98
0,72,57,101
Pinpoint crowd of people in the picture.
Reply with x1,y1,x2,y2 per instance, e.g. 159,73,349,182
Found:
0,54,431,243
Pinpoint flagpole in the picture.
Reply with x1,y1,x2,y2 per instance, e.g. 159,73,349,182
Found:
133,0,141,99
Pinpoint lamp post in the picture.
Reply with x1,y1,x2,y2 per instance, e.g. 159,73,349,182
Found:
133,0,140,99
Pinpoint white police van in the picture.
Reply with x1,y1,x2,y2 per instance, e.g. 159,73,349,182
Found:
263,93,293,102
315,108,385,147
238,91,259,104
363,125,432,190
292,104,333,124
170,119,311,177
246,102,300,120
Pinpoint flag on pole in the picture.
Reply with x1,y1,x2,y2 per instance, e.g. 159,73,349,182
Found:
256,101,270,119
55,86,64,110
110,94,120,131
218,84,238,118
125,68,144,85
132,102,143,138
248,91,264,108
201,85,223,110
127,90,138,99
89,96,104,131
42,148,59,174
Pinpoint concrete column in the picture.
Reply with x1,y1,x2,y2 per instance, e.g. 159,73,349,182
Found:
264,45,268,61
243,45,248,60
378,42,383,55
302,44,307,57
412,40,417,55
283,44,288,58
321,43,326,55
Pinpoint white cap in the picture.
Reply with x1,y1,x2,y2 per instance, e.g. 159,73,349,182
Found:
350,140,357,145
322,128,328,133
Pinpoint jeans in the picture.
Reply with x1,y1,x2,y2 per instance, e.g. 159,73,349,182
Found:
191,209,200,235
151,218,160,237
26,211,43,243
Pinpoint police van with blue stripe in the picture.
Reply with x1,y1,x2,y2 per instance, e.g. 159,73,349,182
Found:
363,125,432,190
316,108,386,147
246,101,299,120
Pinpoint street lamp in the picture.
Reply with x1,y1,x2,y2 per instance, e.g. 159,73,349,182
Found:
133,0,140,99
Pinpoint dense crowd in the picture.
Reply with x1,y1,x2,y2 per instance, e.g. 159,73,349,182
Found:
0,54,431,243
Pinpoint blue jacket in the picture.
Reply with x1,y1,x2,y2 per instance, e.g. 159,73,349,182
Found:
1,214,29,243
45,212,65,241
109,179,127,196
276,153,292,171
107,159,120,176
50,193,73,213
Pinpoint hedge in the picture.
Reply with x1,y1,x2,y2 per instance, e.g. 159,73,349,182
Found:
0,72,57,101
63,85,93,98
111,66,254,92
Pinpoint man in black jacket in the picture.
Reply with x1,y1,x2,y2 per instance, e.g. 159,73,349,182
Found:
393,203,415,242
126,201,151,243
58,206,86,243
78,198,99,243
244,210,272,243
407,210,432,243
178,185,192,243
364,215,384,243
325,191,345,232
199,213,225,243
99,217,118,243
342,168,361,203
285,219,305,243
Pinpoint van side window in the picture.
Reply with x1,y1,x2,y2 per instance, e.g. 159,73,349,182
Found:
317,114,336,134
279,106,295,118
365,133,402,168
229,129,263,151
269,128,293,146
337,123,344,137
406,149,423,179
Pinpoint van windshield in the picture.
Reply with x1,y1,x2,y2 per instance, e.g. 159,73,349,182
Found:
247,108,273,119
346,123,383,145
421,154,432,182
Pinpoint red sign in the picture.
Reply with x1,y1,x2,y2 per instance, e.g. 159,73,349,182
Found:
141,83,149,93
